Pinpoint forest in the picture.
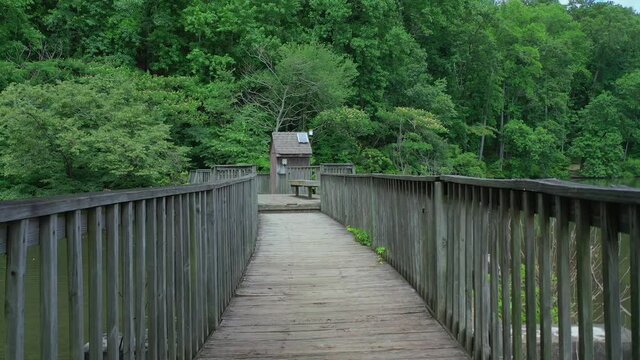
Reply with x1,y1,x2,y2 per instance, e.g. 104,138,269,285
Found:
1,0,640,199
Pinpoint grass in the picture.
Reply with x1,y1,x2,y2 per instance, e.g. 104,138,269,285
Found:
347,226,388,263
346,226,371,247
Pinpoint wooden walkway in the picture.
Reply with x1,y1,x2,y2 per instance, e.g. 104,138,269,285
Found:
258,194,321,212
196,212,468,359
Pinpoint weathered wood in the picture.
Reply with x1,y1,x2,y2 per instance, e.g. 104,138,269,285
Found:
40,214,58,360
134,200,147,360
575,199,593,360
441,175,640,205
167,196,176,360
5,220,28,360
434,182,447,322
88,207,104,360
556,196,572,360
601,202,622,360
175,195,185,360
510,190,522,360
122,203,135,360
500,189,511,360
0,175,258,360
489,189,500,359
631,205,640,360
480,188,490,360
156,197,168,359
0,177,253,223
197,213,468,360
472,186,482,360
106,204,119,360
538,194,552,360
66,210,84,360
146,199,158,360
523,192,537,360
320,173,640,360
464,185,474,353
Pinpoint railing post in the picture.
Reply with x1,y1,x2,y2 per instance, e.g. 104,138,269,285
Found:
434,181,447,322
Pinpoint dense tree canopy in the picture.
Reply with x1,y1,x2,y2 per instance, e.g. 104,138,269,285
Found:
1,0,640,198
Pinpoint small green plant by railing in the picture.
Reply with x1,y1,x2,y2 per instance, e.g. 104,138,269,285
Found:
347,226,372,247
375,246,387,262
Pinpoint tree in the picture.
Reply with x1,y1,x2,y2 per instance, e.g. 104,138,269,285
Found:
0,66,188,199
377,107,449,174
310,107,374,164
502,119,568,178
241,43,357,131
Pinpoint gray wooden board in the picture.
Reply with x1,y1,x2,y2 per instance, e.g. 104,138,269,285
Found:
196,212,468,359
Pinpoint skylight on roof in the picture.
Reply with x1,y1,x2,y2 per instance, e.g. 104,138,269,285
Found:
297,132,309,143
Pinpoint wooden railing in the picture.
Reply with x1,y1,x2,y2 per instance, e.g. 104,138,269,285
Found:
322,174,640,360
188,165,257,184
0,175,258,360
319,163,356,175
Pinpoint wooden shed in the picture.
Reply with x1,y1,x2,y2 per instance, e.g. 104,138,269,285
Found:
270,132,312,193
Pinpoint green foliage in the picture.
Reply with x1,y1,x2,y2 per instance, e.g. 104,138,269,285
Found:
347,226,372,247
444,148,487,177
2,0,640,199
242,43,357,131
375,246,387,262
310,107,374,164
502,120,569,178
0,64,189,199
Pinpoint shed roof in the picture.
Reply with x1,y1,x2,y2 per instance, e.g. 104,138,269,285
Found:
271,132,313,156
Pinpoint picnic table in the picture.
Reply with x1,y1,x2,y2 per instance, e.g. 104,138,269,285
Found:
289,180,320,199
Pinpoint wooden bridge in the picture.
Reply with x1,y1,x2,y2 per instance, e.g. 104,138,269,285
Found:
1,172,639,359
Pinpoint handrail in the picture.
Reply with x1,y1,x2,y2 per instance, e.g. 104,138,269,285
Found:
0,174,258,359
321,173,640,360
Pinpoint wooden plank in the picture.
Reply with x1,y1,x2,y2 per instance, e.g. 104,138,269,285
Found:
134,200,147,360
500,189,511,360
537,194,552,360
441,175,640,205
434,182,447,322
146,199,158,360
207,190,217,330
66,210,84,360
189,192,198,354
106,204,120,360
157,197,168,359
464,185,474,353
631,205,640,360
575,199,593,360
5,220,28,360
556,196,571,360
0,222,6,255
489,189,500,359
472,186,482,360
196,212,467,360
601,202,622,360
122,203,135,360
510,191,522,360
167,196,176,360
184,193,193,358
450,183,459,334
40,214,58,360
481,188,490,360
175,195,185,360
0,178,254,223
457,184,466,343
523,192,537,360
88,207,104,360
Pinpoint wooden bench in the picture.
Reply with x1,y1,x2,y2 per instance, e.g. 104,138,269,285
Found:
289,180,320,199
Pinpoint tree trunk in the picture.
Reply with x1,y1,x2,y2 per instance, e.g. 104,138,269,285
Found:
479,116,487,161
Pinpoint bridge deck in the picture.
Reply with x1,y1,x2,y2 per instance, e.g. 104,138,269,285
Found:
197,212,468,359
